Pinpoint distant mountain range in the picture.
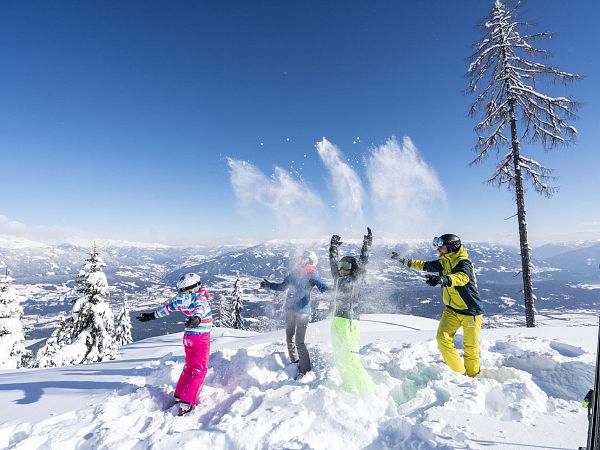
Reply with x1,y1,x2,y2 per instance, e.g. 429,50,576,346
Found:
1,236,598,345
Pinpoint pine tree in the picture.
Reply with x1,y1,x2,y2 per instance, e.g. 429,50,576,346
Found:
0,267,30,369
33,315,74,368
34,244,117,367
466,0,581,327
216,293,232,328
114,301,133,347
70,244,117,362
231,272,244,330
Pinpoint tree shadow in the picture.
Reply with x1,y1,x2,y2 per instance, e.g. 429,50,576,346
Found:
0,380,129,405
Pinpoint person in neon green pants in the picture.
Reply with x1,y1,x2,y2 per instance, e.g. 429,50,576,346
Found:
391,234,484,377
328,228,374,394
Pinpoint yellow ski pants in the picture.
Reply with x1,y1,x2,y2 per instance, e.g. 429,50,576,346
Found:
436,308,483,377
331,317,374,394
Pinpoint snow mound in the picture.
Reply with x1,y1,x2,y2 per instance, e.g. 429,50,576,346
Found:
0,314,595,449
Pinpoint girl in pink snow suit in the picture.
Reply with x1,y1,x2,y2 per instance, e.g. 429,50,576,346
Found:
137,272,212,416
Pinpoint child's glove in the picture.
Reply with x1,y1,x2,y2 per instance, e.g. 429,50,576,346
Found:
260,278,271,289
185,316,201,328
136,312,156,322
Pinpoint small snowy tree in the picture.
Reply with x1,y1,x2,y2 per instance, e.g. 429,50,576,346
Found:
215,293,232,328
34,245,117,367
0,267,30,369
114,301,133,347
70,244,117,362
33,315,75,368
466,0,581,327
231,272,244,330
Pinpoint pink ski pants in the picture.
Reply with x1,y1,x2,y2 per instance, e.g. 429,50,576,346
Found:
174,332,210,406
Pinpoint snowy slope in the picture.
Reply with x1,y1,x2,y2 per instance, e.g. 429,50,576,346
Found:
0,314,595,450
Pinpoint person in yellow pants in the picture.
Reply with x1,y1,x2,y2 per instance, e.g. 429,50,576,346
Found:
328,228,375,394
392,234,484,377
331,317,374,394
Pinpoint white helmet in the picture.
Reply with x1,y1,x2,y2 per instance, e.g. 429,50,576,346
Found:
302,250,318,266
176,273,202,293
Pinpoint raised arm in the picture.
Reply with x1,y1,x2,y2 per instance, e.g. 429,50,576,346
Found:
329,234,342,279
359,227,372,266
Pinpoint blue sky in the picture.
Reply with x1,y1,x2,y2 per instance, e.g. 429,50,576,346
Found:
1,1,598,246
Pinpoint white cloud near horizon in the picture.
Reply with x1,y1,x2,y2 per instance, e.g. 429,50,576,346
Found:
365,136,447,238
227,158,328,237
315,138,365,226
0,214,81,245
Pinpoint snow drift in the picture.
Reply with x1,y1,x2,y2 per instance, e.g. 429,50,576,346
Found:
0,314,595,449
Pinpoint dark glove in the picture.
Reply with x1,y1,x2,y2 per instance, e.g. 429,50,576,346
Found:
363,227,373,246
425,274,449,287
391,252,411,266
136,312,156,322
330,235,342,248
391,252,403,261
260,278,271,289
185,316,201,328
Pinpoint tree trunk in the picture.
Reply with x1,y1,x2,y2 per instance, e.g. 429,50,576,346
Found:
508,102,536,327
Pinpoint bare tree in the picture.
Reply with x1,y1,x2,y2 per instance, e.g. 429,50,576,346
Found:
466,0,581,327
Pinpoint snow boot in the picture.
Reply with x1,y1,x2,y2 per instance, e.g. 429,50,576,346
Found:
177,402,194,417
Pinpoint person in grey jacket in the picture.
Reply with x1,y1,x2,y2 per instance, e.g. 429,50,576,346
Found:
260,250,329,377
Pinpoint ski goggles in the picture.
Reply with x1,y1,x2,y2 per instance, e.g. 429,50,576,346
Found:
338,261,353,271
432,236,445,248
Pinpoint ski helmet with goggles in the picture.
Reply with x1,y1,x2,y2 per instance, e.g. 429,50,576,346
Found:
432,234,461,253
302,250,318,266
176,273,202,293
338,255,357,272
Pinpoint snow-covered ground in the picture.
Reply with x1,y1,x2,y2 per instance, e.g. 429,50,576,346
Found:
0,314,596,449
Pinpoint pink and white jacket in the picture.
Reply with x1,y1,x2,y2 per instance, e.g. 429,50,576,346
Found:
154,289,212,335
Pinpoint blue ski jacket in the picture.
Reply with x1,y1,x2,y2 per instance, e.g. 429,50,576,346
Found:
268,267,329,315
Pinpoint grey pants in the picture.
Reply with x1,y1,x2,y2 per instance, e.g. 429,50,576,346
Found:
285,311,311,374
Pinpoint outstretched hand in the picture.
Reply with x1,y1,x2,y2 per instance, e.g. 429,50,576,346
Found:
136,312,156,322
391,252,403,261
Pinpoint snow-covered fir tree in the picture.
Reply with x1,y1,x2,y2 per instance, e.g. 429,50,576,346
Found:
0,267,30,369
216,293,232,328
33,315,75,368
34,245,117,367
466,0,580,327
231,272,244,330
70,244,117,362
114,301,133,347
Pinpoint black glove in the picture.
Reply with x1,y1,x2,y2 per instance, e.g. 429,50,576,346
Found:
330,235,342,248
136,312,156,322
391,252,410,265
425,274,449,287
185,316,201,328
260,278,271,289
391,252,403,261
363,227,373,246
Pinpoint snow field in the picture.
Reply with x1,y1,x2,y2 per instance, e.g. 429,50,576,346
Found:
0,314,595,449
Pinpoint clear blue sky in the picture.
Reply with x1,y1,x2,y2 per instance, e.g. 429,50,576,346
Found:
1,1,598,246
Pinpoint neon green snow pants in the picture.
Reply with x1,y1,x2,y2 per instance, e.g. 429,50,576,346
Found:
331,317,374,394
436,307,484,377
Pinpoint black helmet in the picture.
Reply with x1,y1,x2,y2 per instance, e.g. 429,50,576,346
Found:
432,234,461,253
